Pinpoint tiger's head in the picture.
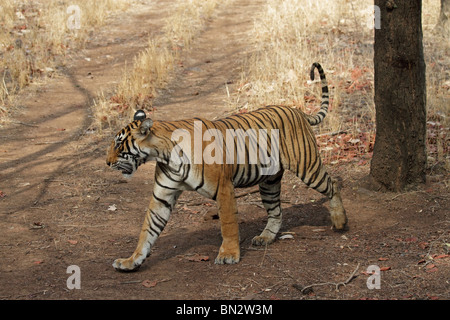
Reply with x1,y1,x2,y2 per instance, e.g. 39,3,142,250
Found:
106,110,155,178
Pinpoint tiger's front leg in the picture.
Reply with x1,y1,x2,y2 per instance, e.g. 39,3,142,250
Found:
214,180,240,264
113,175,182,272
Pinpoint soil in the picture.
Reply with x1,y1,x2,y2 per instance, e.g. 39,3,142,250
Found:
0,0,448,301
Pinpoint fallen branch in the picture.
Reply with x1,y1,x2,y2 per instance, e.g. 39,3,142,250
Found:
177,200,210,206
176,188,260,207
235,187,259,199
120,280,142,285
294,263,360,294
11,121,39,128
316,130,347,138
388,190,427,201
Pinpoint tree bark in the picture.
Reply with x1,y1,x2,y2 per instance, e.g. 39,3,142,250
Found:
435,0,450,36
370,0,427,192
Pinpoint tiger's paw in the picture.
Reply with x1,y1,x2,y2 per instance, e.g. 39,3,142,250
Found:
330,203,348,231
331,211,348,231
215,253,240,265
113,258,141,272
214,246,240,265
329,182,348,231
251,233,276,246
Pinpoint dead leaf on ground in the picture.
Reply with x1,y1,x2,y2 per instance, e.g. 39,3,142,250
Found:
30,222,45,229
425,264,438,273
141,278,171,288
186,254,210,262
142,280,158,288
418,242,429,249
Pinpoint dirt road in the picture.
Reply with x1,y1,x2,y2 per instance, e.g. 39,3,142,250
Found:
0,0,448,300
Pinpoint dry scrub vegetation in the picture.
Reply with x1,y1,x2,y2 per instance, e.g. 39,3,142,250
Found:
92,0,223,130
226,0,449,173
1,0,448,174
0,0,130,113
90,0,448,175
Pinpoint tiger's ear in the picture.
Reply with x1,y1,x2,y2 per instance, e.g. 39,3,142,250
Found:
139,118,153,136
134,109,146,121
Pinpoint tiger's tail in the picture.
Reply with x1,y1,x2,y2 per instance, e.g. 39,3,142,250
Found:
307,62,329,126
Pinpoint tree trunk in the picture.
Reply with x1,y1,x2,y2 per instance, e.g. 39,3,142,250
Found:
370,0,427,192
435,0,450,36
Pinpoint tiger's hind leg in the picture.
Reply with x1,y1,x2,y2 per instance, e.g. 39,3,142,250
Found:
328,178,347,230
299,164,347,231
252,170,284,246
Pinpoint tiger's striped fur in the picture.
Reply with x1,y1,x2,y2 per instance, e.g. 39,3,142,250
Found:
307,62,329,126
106,62,347,272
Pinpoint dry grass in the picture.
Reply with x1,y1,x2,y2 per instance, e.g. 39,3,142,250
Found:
93,39,175,129
422,0,450,173
227,0,449,170
0,0,130,113
92,0,224,131
227,0,375,128
164,0,220,49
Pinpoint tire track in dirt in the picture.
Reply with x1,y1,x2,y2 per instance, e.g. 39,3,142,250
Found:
153,0,264,121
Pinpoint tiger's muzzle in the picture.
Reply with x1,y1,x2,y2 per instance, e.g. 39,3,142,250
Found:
108,158,137,178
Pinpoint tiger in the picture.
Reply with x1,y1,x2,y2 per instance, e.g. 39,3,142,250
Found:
106,62,347,272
